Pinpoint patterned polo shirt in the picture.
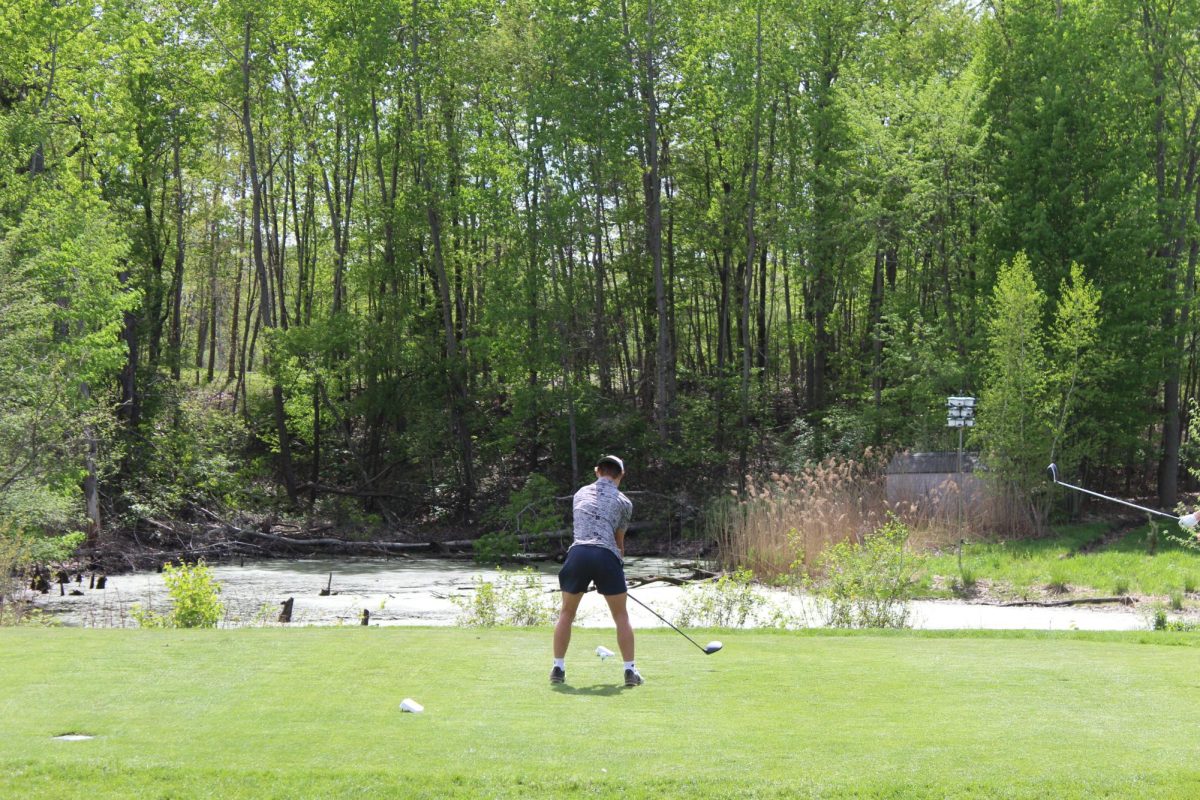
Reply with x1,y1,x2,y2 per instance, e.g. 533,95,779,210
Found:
570,477,633,562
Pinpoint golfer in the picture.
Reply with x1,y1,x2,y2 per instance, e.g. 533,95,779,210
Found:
551,454,643,687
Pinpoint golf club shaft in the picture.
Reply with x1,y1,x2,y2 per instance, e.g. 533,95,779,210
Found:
1048,469,1179,520
625,591,708,653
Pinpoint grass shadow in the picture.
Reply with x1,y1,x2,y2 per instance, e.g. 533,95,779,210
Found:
550,683,626,697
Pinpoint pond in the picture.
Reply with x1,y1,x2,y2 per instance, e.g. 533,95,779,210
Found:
28,556,1149,631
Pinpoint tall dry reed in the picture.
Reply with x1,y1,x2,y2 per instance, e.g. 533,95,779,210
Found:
711,449,1018,582
711,450,891,582
0,532,31,625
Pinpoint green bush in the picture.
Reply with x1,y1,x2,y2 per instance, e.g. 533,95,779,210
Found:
452,568,557,627
1151,606,1199,632
1046,565,1070,594
1170,590,1184,611
122,389,250,524
811,515,921,629
954,566,977,597
472,530,521,565
475,474,562,564
132,560,225,629
673,568,795,628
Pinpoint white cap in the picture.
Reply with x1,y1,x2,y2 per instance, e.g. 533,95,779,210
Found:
399,698,424,713
596,455,625,475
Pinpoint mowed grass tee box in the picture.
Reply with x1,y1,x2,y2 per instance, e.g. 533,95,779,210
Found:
3,627,1200,799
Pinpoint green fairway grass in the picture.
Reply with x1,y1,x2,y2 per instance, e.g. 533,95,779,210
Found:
922,522,1200,599
4,628,1200,798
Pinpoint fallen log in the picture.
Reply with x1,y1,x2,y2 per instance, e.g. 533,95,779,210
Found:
237,529,430,554
985,596,1136,608
625,571,723,589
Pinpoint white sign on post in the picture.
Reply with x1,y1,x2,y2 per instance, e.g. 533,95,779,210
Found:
947,396,975,428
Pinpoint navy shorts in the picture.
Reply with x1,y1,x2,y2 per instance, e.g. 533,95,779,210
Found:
558,545,627,595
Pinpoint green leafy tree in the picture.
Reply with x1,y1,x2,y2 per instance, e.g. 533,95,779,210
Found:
976,252,1050,532
0,173,135,541
976,253,1103,532
1046,263,1104,480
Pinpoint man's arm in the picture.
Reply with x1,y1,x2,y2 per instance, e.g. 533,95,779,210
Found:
616,497,632,556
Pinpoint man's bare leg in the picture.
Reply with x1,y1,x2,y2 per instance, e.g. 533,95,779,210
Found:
554,591,584,659
603,592,635,662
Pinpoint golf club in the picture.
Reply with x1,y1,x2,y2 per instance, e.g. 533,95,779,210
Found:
626,591,723,655
1046,463,1195,527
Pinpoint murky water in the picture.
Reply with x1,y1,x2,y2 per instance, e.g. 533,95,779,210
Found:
28,556,1149,631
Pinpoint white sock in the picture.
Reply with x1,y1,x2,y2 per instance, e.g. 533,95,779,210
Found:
553,658,565,670
624,660,636,671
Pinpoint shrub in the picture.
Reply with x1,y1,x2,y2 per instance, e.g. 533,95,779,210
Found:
810,515,921,629
953,540,977,595
1113,576,1131,596
452,568,557,627
1170,590,1185,611
673,568,797,629
472,530,521,565
475,475,563,564
1046,566,1070,594
132,560,225,628
121,388,249,525
954,566,977,597
1151,606,1199,632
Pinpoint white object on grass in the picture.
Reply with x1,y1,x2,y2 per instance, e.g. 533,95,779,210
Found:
595,646,615,660
399,698,424,713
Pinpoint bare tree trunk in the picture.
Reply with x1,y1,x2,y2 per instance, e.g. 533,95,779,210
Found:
242,13,298,506
81,383,101,546
738,4,764,492
592,149,612,394
228,164,246,382
525,116,543,473
412,0,475,518
118,269,141,427
638,0,674,443
194,290,208,379
782,249,801,406
868,247,886,437
168,128,186,381
206,249,218,383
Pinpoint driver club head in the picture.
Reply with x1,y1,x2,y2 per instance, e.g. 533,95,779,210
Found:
704,641,723,654
1046,463,1059,482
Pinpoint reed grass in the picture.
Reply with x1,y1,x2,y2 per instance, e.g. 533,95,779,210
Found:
709,451,889,581
0,533,32,625
710,450,1020,582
